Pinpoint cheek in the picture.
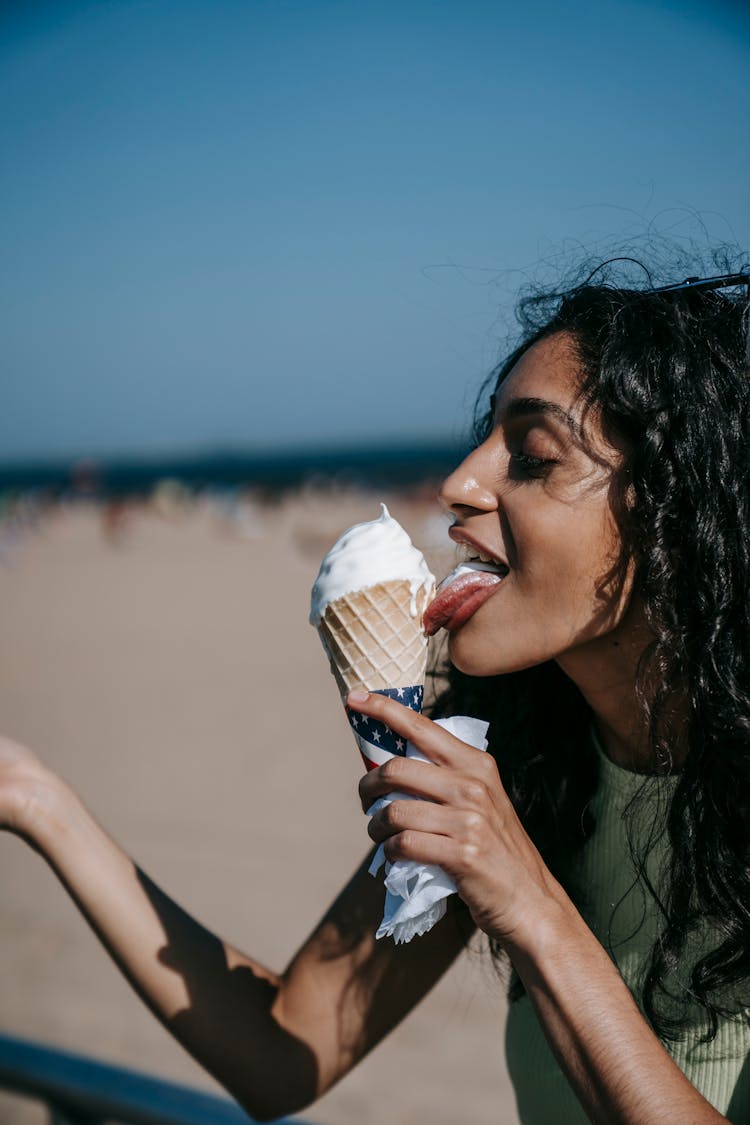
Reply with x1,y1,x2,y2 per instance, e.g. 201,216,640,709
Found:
519,502,625,608
555,509,630,625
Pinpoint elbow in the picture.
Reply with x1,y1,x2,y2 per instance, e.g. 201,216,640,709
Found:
234,1083,318,1124
181,981,324,1122
216,1048,321,1124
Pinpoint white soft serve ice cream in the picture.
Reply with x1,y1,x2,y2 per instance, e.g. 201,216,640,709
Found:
309,504,435,624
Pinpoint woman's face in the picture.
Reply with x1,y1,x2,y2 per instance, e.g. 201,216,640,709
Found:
438,330,636,678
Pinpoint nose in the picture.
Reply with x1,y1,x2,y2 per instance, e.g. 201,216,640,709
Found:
438,442,498,517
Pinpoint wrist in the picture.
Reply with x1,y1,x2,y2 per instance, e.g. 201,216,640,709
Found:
500,879,582,970
11,763,79,848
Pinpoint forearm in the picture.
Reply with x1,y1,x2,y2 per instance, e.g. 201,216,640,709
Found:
509,894,726,1125
27,774,318,1120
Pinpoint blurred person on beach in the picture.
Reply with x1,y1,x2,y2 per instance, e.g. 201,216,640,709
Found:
1,248,750,1124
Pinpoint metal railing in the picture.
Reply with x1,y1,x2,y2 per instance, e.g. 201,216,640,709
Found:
0,1032,315,1125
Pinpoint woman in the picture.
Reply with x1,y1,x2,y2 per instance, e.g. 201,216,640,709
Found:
1,260,748,1124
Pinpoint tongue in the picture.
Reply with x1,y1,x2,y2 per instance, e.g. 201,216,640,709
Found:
423,569,503,636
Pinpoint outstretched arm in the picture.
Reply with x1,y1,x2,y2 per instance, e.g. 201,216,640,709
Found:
0,735,471,1122
353,689,728,1125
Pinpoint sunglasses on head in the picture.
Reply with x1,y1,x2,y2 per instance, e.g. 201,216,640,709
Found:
654,272,750,296
653,271,750,361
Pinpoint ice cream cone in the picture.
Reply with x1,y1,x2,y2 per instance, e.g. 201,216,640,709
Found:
310,504,435,769
316,578,431,700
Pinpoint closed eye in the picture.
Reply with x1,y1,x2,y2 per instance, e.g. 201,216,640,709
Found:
509,451,557,479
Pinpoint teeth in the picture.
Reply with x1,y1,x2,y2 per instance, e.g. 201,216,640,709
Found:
457,544,503,567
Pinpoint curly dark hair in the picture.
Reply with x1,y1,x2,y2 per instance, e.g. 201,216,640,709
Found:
430,254,750,1042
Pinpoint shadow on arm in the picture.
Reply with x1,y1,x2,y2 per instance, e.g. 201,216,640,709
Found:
136,850,473,1122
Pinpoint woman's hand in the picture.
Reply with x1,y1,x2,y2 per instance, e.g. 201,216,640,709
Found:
350,689,564,951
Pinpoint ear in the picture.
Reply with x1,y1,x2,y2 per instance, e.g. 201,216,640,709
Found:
624,480,637,510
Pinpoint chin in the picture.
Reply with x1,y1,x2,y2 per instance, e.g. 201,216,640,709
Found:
448,634,509,678
447,631,551,678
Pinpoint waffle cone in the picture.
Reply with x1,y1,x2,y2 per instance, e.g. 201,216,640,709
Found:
317,579,431,699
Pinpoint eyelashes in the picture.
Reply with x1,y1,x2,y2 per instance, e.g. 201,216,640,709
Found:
509,451,557,479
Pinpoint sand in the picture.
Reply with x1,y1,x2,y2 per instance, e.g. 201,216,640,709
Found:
0,492,520,1125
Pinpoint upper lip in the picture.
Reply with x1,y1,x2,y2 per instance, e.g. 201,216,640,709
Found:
448,525,509,569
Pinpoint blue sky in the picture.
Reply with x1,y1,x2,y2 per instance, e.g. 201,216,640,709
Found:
2,0,749,461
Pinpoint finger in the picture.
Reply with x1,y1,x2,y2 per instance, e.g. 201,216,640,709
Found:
367,798,480,845
382,828,477,875
358,755,459,810
358,754,502,819
346,689,480,769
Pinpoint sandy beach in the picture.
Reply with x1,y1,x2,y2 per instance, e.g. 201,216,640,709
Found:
0,491,519,1125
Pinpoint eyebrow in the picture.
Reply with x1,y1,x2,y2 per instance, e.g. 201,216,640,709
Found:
500,396,581,439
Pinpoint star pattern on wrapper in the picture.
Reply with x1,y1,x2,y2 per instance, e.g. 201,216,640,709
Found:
346,685,423,758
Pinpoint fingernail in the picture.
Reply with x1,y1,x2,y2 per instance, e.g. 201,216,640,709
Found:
348,689,369,704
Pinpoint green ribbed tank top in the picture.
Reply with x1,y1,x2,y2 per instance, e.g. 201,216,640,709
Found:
505,735,750,1123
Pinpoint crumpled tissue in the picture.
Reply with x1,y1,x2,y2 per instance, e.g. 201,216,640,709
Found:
367,714,489,944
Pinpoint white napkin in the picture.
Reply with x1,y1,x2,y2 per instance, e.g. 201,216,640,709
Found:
367,714,489,943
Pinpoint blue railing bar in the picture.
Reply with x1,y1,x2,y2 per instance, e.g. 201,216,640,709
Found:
0,1032,316,1125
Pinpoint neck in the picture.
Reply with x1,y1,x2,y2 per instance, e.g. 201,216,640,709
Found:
557,606,683,774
